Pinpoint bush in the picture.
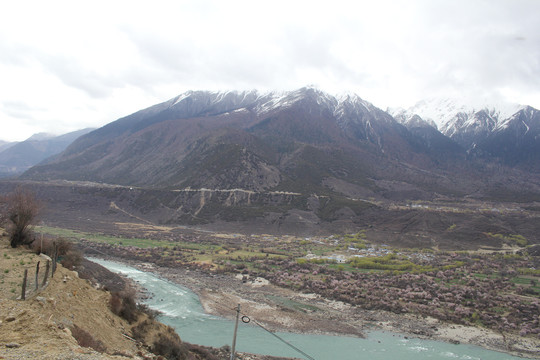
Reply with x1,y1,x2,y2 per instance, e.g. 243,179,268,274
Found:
131,319,151,341
70,324,106,352
1,187,42,248
137,303,160,320
55,237,73,256
152,332,188,360
109,291,139,323
186,343,219,360
132,320,190,360
32,237,72,257
60,249,83,270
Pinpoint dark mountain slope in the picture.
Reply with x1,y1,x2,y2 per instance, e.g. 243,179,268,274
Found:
473,106,540,170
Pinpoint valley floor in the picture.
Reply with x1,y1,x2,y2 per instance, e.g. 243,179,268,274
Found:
110,257,540,360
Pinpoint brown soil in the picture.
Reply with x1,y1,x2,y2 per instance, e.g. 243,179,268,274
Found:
0,240,140,359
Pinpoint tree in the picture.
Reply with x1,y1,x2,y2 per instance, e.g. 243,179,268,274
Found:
1,187,42,248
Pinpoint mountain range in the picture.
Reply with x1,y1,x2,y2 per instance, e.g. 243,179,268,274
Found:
23,87,540,191
7,87,540,243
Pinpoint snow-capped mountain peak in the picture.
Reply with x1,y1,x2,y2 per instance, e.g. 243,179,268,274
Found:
392,97,525,150
403,98,523,132
389,107,437,129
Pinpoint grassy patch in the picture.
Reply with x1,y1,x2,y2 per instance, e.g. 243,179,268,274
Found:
485,232,528,247
265,295,321,313
348,254,437,273
37,226,176,249
472,273,498,280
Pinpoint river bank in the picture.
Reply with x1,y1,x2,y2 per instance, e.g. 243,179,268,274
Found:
96,256,540,359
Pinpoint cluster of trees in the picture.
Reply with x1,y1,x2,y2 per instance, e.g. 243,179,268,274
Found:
79,240,205,270
247,255,540,337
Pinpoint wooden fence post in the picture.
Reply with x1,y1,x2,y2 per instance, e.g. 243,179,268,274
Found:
42,260,50,287
35,261,40,291
52,241,57,277
21,269,28,300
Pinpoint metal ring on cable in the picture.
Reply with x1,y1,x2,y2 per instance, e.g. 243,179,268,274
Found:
241,315,251,323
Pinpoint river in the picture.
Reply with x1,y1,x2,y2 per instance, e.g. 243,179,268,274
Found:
91,258,533,360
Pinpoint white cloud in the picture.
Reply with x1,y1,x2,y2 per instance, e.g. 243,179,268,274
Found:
1,0,539,141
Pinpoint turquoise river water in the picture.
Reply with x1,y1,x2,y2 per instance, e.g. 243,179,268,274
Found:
91,258,534,360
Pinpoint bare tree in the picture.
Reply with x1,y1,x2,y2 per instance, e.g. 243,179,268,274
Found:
1,187,42,248
0,194,6,228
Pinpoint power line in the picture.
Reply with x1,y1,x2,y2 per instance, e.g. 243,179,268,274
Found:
203,297,317,360
248,317,317,360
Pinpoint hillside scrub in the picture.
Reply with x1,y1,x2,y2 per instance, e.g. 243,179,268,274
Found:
70,324,107,353
109,290,139,323
0,240,141,358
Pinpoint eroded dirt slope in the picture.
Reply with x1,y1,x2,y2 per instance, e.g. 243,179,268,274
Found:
0,240,140,359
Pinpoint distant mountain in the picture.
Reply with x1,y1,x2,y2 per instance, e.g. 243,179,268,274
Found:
390,110,465,162
399,98,522,131
25,88,540,191
473,106,540,169
393,98,540,169
394,99,523,147
0,128,94,178
0,140,17,153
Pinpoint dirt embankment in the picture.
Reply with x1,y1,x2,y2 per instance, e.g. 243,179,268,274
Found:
0,243,141,359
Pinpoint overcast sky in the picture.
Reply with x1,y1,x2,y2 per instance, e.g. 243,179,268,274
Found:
1,0,539,142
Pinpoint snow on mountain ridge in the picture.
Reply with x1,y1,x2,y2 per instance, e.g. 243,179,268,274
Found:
166,87,386,122
389,108,438,129
403,98,523,134
165,89,530,146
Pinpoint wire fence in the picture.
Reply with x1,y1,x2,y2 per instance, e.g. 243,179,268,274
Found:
18,251,58,300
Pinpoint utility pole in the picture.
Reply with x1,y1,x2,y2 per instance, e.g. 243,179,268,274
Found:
230,304,241,360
